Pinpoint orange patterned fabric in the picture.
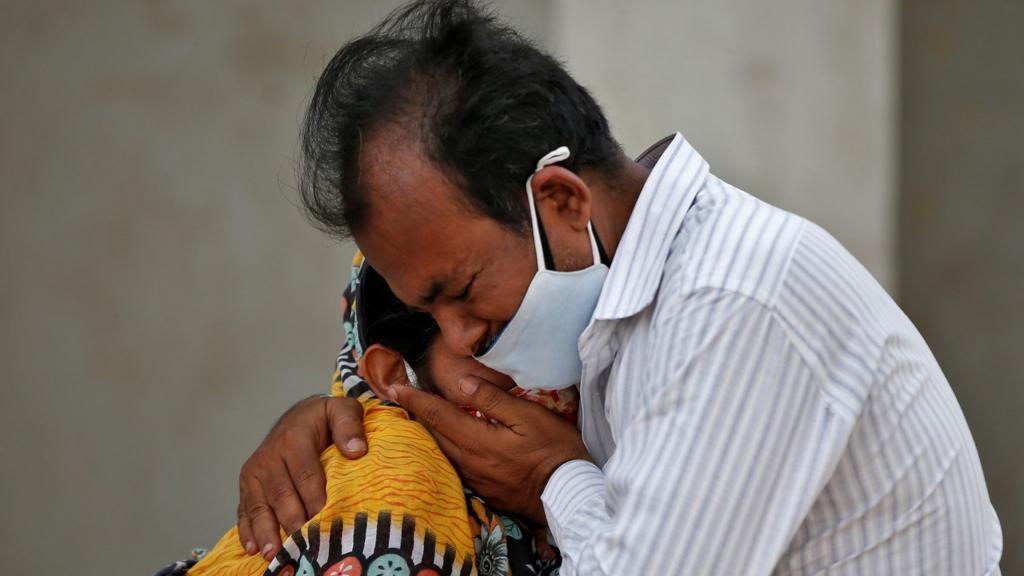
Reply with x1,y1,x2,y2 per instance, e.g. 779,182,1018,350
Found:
175,249,564,576
188,390,476,575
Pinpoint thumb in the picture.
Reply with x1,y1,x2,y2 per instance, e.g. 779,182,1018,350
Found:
326,396,368,459
388,380,479,439
457,373,533,427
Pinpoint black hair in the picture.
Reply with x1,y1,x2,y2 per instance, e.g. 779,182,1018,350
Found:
299,0,622,239
360,265,440,384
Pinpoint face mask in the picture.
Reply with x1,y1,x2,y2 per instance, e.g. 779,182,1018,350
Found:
474,147,609,390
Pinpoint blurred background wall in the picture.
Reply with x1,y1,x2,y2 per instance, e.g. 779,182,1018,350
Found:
0,1,1017,574
553,0,896,289
900,1,1024,572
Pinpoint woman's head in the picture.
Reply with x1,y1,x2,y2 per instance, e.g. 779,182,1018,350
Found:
358,263,516,398
352,259,577,422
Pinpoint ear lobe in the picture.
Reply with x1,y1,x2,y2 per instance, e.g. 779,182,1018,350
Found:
358,344,411,399
530,166,593,232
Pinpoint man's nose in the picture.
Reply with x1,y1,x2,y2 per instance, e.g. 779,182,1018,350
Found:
433,305,489,357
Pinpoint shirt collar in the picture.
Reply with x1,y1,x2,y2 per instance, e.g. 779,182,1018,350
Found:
593,133,709,321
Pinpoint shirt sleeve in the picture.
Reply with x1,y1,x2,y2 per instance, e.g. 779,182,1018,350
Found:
541,289,851,575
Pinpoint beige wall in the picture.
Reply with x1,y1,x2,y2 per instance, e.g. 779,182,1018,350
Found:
0,1,914,574
0,2,542,573
0,2,374,572
553,0,896,289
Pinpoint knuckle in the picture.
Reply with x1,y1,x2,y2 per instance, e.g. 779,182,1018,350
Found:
332,398,362,424
293,466,321,487
478,389,502,414
421,404,442,428
239,459,256,479
328,395,353,409
268,424,290,443
245,501,271,519
242,455,274,482
267,482,296,503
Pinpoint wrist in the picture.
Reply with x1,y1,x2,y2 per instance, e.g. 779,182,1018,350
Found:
529,449,592,518
547,444,593,482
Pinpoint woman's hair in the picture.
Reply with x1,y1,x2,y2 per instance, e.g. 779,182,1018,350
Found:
360,265,441,383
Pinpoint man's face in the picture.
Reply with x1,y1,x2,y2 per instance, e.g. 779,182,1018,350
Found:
354,133,536,359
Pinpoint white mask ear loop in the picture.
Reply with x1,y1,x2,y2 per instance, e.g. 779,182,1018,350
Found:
585,222,601,267
525,147,602,270
403,359,421,390
525,146,571,272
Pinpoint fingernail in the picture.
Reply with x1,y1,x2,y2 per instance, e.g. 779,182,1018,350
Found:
344,438,366,453
261,543,276,560
244,540,256,555
459,377,478,395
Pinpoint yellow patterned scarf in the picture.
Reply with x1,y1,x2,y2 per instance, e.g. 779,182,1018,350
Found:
189,384,479,575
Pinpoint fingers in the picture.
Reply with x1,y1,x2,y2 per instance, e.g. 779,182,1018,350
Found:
456,373,537,428
239,470,283,560
389,382,481,448
261,455,311,536
326,396,368,459
419,415,467,465
282,440,328,518
236,500,256,556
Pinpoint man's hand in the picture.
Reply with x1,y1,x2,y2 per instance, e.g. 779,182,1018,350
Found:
236,394,367,560
388,375,591,524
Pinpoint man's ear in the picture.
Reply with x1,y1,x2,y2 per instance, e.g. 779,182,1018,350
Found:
530,165,593,232
530,166,595,271
357,344,412,399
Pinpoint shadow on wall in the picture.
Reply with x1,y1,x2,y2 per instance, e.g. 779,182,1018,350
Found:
900,0,1024,573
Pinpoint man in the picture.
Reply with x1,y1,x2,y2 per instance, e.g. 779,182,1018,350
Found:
236,1,1002,573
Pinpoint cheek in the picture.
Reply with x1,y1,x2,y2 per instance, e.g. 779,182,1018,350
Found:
472,238,537,322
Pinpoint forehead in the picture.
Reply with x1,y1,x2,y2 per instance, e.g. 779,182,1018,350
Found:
354,128,496,304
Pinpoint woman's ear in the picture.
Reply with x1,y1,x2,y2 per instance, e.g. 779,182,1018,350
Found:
357,344,412,399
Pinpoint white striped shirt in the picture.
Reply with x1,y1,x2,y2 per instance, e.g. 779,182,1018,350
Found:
541,133,1002,575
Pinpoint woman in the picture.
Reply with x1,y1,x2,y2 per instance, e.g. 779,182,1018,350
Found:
157,253,574,575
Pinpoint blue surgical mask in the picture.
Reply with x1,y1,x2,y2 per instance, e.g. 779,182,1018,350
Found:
474,147,609,390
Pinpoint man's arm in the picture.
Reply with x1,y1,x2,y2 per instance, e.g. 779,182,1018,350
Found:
542,290,850,574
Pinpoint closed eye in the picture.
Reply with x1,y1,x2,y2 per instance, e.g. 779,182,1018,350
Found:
454,276,475,301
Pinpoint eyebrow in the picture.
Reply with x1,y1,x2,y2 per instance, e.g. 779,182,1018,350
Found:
419,279,446,307
417,270,459,308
